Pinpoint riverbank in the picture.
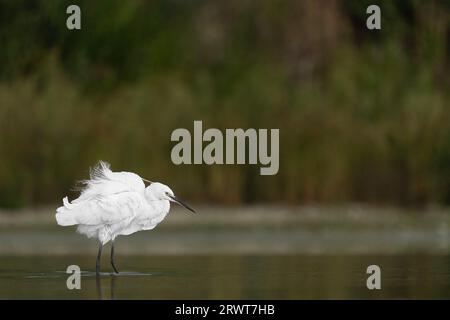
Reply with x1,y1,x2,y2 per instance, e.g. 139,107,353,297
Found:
0,205,449,255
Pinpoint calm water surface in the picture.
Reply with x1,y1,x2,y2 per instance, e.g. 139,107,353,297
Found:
1,207,450,299
1,254,450,299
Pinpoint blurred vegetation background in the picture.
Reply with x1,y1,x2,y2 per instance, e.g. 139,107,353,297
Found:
0,0,448,208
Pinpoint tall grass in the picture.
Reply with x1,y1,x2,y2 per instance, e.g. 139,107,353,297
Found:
0,0,448,207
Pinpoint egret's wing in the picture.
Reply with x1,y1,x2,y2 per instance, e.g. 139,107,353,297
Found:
75,161,146,202
117,200,168,235
56,191,147,226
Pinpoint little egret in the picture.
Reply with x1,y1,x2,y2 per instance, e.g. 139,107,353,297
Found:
55,161,195,274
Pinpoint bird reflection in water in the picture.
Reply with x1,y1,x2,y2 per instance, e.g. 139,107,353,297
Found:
96,273,116,300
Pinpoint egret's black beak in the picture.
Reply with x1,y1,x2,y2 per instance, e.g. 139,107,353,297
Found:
169,195,196,213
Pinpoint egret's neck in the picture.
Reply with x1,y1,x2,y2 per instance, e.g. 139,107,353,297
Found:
144,186,158,201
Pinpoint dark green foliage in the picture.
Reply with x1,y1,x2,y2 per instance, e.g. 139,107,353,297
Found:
0,0,448,207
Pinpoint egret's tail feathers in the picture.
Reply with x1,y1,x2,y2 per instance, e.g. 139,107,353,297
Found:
55,213,77,226
55,197,78,226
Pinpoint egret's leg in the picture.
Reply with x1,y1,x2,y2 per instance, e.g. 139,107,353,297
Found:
96,244,103,275
110,241,119,274
96,273,103,300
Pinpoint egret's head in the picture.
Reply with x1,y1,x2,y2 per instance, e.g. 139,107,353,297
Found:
147,182,195,213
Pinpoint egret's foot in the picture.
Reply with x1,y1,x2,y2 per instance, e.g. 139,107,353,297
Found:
111,262,120,274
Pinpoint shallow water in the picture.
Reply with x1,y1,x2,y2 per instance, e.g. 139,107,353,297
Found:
1,207,450,299
1,254,450,299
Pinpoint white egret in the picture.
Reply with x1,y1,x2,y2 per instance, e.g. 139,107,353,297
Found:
55,161,195,274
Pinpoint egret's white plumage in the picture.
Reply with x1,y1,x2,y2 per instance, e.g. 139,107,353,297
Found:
55,161,194,274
